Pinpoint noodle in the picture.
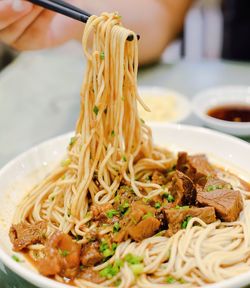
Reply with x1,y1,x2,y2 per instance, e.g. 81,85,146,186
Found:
11,12,250,288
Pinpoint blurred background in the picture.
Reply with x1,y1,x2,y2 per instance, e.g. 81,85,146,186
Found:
0,0,239,70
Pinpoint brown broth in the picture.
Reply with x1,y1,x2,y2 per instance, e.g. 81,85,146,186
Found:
207,105,250,122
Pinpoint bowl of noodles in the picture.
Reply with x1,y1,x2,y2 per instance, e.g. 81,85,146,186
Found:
1,124,250,288
1,11,250,288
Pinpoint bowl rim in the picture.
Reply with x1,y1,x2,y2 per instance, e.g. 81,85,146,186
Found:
1,123,250,288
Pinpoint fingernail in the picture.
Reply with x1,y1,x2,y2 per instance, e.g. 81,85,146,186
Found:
12,0,33,12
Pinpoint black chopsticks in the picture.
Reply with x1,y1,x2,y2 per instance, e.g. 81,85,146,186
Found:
27,0,139,41
27,0,90,23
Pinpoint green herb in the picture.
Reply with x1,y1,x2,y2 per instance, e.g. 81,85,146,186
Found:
69,136,77,146
130,263,144,276
106,209,119,218
119,201,129,214
93,105,99,116
163,193,175,202
140,118,145,124
166,276,175,284
99,259,123,279
100,241,109,253
124,253,142,265
100,51,105,60
206,184,223,192
155,202,161,209
12,255,22,262
113,222,120,233
181,216,192,229
61,158,71,167
122,155,127,162
112,243,117,251
102,248,114,258
142,212,153,220
175,205,189,210
111,130,115,137
80,265,84,270
58,249,69,257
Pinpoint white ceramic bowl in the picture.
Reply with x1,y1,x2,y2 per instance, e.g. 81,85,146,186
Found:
138,86,191,123
0,124,250,288
192,86,250,136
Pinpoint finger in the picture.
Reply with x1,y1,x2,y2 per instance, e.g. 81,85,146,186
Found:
0,0,33,30
12,10,55,49
0,5,44,45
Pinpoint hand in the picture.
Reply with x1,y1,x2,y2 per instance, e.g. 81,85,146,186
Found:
0,0,83,50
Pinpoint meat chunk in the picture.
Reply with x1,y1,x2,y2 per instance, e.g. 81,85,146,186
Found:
81,241,103,267
164,206,216,236
169,170,196,206
113,201,157,242
113,185,139,210
91,203,112,222
80,268,104,284
197,189,243,222
9,221,47,251
37,232,81,278
127,216,160,241
177,152,216,187
151,171,167,185
203,177,232,192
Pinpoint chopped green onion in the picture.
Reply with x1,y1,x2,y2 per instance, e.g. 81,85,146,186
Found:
112,243,117,251
12,255,22,262
206,184,223,192
124,253,142,265
113,222,120,233
93,105,99,116
119,201,129,214
99,259,123,279
163,193,175,202
69,136,77,146
155,202,161,209
181,216,192,229
100,51,105,60
111,130,115,137
166,276,175,284
175,205,189,210
130,263,144,276
106,209,119,218
140,118,145,124
99,241,109,252
61,158,71,167
102,248,113,258
58,249,69,257
142,212,153,220
122,155,127,162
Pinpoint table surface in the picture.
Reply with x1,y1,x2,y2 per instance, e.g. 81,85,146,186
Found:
1,42,250,287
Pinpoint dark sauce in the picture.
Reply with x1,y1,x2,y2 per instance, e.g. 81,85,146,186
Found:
207,105,250,122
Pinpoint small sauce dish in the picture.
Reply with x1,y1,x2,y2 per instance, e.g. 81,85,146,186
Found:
192,86,250,136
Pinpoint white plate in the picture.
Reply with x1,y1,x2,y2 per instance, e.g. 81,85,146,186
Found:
138,86,191,123
192,86,250,136
0,124,250,288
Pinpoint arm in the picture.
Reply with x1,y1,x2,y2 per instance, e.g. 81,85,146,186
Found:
0,0,193,65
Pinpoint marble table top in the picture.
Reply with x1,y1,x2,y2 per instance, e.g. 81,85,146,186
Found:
1,42,250,287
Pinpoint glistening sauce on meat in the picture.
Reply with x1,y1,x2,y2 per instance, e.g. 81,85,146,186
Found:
207,105,250,122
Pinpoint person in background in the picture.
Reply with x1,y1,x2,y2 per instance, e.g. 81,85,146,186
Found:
0,0,192,66
0,0,249,67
